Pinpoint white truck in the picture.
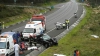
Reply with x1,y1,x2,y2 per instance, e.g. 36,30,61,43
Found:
22,21,44,40
31,14,46,31
0,32,16,56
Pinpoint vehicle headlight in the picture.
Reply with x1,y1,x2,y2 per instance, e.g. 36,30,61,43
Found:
0,54,5,56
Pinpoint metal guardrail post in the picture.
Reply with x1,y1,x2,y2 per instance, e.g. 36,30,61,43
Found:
2,22,4,29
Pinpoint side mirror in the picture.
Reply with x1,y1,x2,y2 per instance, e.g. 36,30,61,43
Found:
34,29,36,33
7,42,9,49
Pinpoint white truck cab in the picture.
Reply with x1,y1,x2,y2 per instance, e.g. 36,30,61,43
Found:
0,32,15,56
22,21,44,39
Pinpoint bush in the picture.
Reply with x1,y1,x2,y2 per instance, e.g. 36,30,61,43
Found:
89,26,96,32
0,6,24,18
0,4,6,11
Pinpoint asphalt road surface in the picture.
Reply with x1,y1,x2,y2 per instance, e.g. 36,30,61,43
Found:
2,0,83,56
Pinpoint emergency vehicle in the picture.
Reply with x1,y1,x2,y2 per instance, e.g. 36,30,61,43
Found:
0,32,16,56
31,14,46,31
22,21,44,40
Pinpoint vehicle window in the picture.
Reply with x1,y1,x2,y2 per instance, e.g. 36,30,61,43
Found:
31,19,43,22
42,35,51,40
23,28,34,33
0,42,6,49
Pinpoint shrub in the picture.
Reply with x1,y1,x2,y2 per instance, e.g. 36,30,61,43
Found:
0,6,24,19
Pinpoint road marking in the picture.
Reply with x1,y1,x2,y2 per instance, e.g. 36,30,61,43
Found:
46,27,56,34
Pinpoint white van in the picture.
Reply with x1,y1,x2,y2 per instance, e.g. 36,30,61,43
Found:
0,32,15,56
22,21,44,39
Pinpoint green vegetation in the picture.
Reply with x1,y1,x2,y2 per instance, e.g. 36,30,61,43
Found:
39,5,100,56
77,0,100,8
0,4,42,26
0,5,23,18
86,0,100,8
0,0,69,27
0,3,53,26
0,0,68,6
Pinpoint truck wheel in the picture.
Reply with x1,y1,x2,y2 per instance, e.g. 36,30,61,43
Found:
6,54,8,56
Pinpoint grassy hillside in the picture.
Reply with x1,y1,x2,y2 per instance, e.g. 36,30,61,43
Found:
0,0,69,27
0,4,45,26
39,5,100,56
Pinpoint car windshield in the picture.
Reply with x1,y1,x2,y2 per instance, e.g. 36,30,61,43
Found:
23,28,34,33
0,42,6,49
42,34,51,40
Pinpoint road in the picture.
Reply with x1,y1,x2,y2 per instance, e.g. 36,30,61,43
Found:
3,0,78,33
2,0,83,56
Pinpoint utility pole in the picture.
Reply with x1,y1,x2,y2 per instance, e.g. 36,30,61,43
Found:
31,2,33,6
2,22,4,29
0,22,2,34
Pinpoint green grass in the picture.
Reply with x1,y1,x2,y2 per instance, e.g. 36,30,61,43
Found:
0,13,31,26
39,5,100,56
0,7,45,27
4,14,30,26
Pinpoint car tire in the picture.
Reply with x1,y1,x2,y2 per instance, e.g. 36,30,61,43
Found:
49,41,53,46
44,43,49,48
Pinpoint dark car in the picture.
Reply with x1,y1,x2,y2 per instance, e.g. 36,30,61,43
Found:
51,37,58,46
40,34,58,48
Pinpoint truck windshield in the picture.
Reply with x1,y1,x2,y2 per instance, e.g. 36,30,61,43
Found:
31,19,43,22
23,28,34,33
0,42,6,49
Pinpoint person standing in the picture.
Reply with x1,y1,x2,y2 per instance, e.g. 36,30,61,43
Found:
74,50,76,56
65,19,69,29
15,31,20,44
20,31,23,41
14,42,20,56
33,35,37,46
76,50,80,56
29,35,33,46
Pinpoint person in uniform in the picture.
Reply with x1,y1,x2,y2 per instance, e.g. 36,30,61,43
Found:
65,19,69,29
